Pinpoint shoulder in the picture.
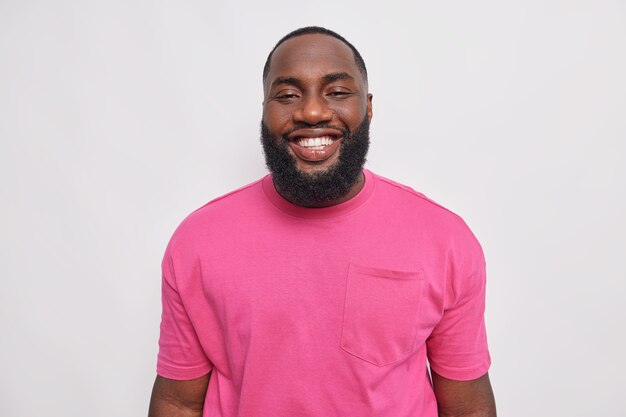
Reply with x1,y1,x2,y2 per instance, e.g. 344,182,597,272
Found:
373,173,456,213
166,176,267,254
370,171,484,265
372,172,477,234
371,172,486,289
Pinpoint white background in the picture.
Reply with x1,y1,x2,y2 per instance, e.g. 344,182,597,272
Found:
1,1,625,416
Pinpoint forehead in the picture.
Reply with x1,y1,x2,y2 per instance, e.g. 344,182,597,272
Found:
265,34,364,88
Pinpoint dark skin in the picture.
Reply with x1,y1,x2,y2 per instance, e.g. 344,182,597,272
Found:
148,374,209,417
262,33,372,207
432,372,497,417
148,34,496,417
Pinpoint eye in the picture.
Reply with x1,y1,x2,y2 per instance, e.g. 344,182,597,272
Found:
273,90,300,102
327,89,352,99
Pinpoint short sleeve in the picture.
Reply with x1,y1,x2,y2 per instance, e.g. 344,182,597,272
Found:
426,231,491,381
156,242,213,380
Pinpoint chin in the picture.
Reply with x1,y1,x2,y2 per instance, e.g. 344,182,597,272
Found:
294,157,341,176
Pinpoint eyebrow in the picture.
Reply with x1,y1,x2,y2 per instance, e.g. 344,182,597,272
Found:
322,72,354,83
270,72,355,89
270,76,301,89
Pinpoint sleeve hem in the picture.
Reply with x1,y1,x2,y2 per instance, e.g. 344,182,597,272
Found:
429,359,491,381
156,362,213,380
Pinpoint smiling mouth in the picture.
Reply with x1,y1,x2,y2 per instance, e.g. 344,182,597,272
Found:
294,135,338,150
286,133,343,163
285,127,345,163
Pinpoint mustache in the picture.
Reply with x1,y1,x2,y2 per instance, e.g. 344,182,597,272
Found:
281,123,350,140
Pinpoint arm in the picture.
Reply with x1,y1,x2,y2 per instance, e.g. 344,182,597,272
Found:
431,371,496,417
148,374,210,417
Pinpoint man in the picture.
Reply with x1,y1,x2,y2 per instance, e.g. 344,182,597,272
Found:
149,26,496,417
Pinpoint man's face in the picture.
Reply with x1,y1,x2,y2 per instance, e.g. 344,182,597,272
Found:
261,34,373,206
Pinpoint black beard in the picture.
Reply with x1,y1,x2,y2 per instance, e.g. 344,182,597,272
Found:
260,117,370,207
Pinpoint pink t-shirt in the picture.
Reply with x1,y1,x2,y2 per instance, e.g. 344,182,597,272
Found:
157,169,490,416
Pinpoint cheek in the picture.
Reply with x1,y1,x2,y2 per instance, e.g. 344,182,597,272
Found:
263,106,293,131
331,103,366,127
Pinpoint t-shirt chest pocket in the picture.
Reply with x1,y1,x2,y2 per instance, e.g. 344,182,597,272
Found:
341,263,425,366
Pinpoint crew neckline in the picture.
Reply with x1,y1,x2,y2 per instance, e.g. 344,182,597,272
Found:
262,169,376,219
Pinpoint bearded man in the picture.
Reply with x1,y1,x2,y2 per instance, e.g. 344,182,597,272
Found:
149,26,496,417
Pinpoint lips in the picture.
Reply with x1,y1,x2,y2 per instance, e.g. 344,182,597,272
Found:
286,128,344,163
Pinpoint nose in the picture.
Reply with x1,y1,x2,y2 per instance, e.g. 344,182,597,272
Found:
293,93,333,125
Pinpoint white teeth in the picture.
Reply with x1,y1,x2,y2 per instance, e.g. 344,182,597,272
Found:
297,136,335,148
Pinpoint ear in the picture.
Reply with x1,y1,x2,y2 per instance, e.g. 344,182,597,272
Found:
366,93,373,122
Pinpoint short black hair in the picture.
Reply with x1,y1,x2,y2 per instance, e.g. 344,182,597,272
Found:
262,26,368,83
